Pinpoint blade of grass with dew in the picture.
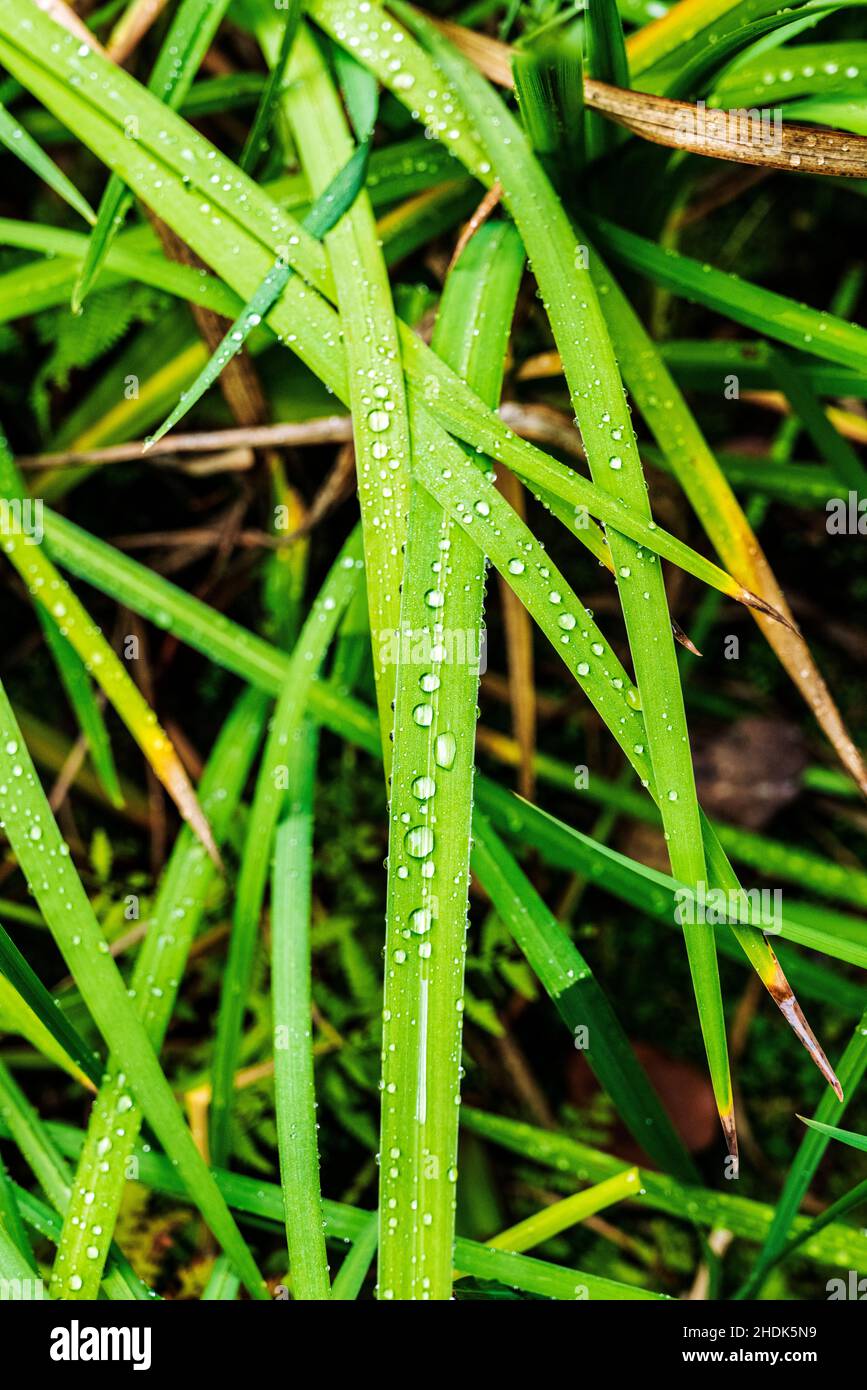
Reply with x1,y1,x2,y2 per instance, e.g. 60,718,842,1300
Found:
51,687,267,1299
275,19,410,758
375,216,523,1299
39,499,864,996
0,99,94,224
35,607,123,808
376,1,734,1154
0,14,789,613
0,681,268,1299
271,719,330,1299
736,1004,867,1296
471,811,699,1183
208,527,364,1167
72,0,235,311
0,437,219,859
0,919,101,1085
578,251,867,797
34,502,863,988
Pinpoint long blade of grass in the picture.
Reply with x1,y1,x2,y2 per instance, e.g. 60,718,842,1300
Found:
373,213,523,1297
0,99,94,224
35,607,123,808
271,719,330,1298
275,20,409,757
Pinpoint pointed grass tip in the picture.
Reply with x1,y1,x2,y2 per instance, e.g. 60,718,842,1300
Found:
720,1108,739,1167
776,991,844,1102
671,617,702,657
740,588,799,634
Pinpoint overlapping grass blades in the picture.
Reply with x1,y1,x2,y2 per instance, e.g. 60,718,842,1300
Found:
209,526,363,1166
0,677,267,1297
51,688,266,1297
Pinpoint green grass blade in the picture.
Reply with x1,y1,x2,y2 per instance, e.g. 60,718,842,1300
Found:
239,0,302,174
271,720,330,1299
0,99,94,224
36,608,123,808
0,920,101,1085
0,439,219,859
375,215,523,1299
144,138,371,450
380,0,734,1153
277,19,409,758
471,811,699,1184
593,215,867,374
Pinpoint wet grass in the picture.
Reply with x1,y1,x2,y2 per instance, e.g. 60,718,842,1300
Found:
0,0,864,1303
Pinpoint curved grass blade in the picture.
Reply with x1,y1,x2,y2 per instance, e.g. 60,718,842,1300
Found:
208,527,363,1167
0,99,94,223
331,1211,378,1300
0,438,219,860
51,687,267,1299
0,682,267,1298
271,720,330,1299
